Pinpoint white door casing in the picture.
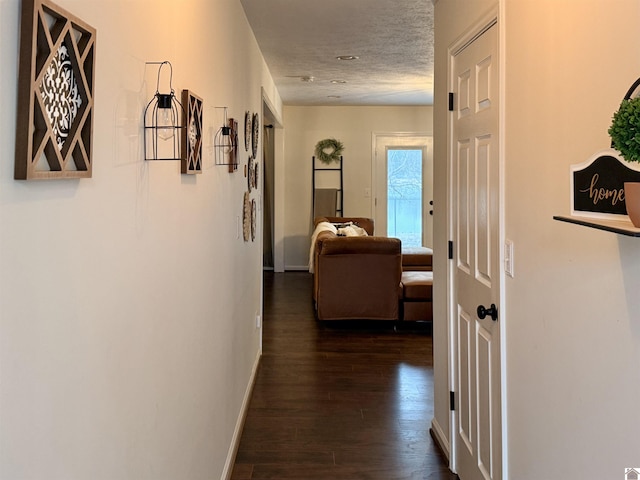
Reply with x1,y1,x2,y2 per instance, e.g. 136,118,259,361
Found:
450,20,502,480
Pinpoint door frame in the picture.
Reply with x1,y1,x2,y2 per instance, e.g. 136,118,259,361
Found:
446,6,508,478
262,90,285,273
371,132,434,247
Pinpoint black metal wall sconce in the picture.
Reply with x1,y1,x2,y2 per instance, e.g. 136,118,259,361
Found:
214,106,238,172
144,61,185,161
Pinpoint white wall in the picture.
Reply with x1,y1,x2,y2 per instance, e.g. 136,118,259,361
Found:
434,0,640,478
0,1,281,478
504,1,640,477
282,105,433,269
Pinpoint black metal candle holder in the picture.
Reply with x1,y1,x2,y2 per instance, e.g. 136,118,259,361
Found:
144,61,185,161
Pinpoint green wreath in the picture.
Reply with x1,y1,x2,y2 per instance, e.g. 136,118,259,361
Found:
609,97,640,163
315,138,344,164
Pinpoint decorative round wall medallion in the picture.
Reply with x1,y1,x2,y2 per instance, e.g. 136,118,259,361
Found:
251,112,259,158
251,199,256,241
247,156,254,192
244,111,251,152
243,191,251,242
253,161,259,190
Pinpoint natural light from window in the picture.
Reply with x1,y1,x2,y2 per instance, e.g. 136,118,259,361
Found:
387,149,422,247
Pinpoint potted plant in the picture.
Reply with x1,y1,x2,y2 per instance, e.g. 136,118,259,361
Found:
609,94,640,226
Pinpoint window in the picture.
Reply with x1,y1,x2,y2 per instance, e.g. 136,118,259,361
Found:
387,149,423,247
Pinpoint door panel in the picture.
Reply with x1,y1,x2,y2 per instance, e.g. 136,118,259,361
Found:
457,140,471,273
477,325,494,479
457,306,473,452
476,135,492,287
452,22,501,480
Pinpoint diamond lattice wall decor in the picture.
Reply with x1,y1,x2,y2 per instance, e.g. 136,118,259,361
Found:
15,0,96,180
181,90,203,174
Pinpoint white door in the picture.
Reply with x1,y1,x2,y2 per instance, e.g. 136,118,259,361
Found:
373,134,433,248
451,22,502,480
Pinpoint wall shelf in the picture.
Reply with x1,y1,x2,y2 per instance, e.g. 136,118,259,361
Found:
553,215,640,237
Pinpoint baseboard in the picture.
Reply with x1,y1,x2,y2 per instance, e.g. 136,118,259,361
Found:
430,417,451,464
284,265,310,271
221,349,262,480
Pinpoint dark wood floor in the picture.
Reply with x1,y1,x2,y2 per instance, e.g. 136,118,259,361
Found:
231,271,456,480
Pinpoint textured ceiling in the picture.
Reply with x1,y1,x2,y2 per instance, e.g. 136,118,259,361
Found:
240,0,434,106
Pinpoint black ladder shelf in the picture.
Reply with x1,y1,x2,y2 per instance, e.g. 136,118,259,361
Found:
312,156,343,217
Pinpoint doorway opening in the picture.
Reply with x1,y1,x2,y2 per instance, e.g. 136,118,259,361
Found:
263,122,274,270
261,94,284,272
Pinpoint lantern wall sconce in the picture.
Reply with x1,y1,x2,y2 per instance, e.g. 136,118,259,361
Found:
144,61,185,161
214,106,238,172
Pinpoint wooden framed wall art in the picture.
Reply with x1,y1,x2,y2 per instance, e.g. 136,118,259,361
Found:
228,118,239,173
181,90,203,174
15,0,96,180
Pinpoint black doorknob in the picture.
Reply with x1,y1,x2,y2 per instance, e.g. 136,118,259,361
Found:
477,304,498,321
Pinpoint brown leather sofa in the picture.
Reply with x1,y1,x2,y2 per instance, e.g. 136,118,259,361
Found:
312,217,402,321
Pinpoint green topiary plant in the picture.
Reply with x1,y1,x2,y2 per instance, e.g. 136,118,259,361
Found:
609,97,640,162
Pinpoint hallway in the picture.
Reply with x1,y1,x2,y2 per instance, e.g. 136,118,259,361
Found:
231,272,455,480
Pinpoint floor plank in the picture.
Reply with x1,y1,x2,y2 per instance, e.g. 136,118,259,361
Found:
231,271,456,480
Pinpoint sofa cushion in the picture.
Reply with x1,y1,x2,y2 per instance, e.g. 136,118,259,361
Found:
314,216,375,236
401,271,433,300
402,246,433,271
336,224,368,237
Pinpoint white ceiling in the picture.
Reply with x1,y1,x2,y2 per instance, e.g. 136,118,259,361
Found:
240,0,434,106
